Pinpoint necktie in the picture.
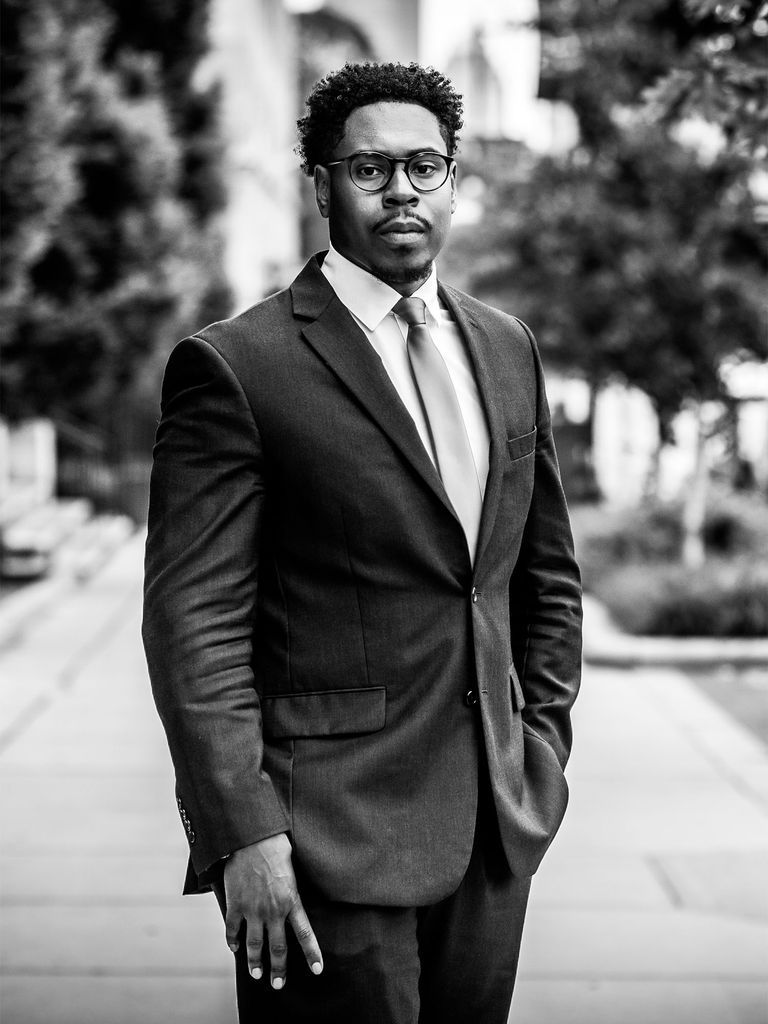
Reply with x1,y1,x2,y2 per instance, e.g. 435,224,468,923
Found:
393,296,483,558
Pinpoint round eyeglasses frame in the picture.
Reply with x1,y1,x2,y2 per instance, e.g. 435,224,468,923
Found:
322,151,455,194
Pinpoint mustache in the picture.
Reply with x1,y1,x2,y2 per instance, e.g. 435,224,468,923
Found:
373,213,430,232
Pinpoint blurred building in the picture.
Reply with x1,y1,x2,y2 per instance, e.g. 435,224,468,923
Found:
206,0,301,312
294,6,376,256
420,0,577,151
207,0,423,291
292,0,419,256
329,0,419,62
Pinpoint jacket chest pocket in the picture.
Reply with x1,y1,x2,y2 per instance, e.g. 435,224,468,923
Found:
507,427,536,462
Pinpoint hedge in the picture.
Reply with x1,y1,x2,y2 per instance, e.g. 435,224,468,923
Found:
591,558,768,637
571,490,768,637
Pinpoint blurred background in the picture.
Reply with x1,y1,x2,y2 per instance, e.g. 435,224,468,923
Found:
1,1,767,1022
2,0,767,638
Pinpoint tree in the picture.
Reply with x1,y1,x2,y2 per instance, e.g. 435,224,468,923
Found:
460,129,765,559
452,0,767,566
644,0,768,162
536,0,767,160
0,0,230,456
461,131,765,440
536,0,715,152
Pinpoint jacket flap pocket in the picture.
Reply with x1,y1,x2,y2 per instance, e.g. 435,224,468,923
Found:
507,427,537,462
262,686,386,740
509,668,526,713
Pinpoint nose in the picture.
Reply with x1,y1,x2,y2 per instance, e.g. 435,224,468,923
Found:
383,161,418,206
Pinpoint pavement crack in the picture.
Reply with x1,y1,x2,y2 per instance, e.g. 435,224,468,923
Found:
645,854,684,908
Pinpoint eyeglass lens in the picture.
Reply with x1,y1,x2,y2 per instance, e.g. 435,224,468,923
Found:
349,153,450,192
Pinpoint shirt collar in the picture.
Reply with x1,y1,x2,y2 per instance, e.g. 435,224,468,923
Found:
322,244,441,330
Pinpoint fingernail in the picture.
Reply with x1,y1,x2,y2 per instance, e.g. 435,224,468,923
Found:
311,962,323,975
250,966,262,980
228,943,238,953
272,977,284,990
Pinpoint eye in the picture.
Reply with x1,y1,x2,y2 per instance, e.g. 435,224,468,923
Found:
411,159,439,177
351,156,388,181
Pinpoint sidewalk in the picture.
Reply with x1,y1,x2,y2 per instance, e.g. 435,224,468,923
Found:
1,535,767,1024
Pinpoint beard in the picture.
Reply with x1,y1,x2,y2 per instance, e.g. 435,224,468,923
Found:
369,259,433,288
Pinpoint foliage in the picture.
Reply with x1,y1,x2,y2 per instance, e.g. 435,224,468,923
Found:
592,557,768,636
644,0,768,162
572,502,683,581
571,491,768,636
537,0,704,150
0,0,230,444
454,0,767,440
571,488,768,588
537,0,767,162
459,129,766,436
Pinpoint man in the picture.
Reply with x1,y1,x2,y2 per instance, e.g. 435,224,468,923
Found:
143,61,582,1024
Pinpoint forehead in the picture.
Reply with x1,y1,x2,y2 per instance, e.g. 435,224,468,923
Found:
339,102,446,156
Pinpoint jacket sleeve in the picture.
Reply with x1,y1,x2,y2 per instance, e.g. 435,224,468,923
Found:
510,320,583,770
142,335,289,877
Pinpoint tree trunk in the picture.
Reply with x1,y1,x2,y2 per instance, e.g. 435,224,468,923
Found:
643,417,663,501
681,406,708,569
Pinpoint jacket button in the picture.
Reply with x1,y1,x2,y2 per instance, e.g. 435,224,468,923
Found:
464,689,478,707
471,587,478,603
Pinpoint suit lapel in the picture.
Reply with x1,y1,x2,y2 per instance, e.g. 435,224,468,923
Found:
292,257,456,522
439,283,508,571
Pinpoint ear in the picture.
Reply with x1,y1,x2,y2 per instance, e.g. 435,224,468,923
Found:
449,162,458,214
314,166,330,220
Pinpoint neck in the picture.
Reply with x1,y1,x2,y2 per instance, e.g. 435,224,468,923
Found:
390,276,428,297
332,247,433,295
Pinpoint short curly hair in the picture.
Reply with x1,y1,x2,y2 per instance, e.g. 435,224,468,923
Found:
297,62,463,176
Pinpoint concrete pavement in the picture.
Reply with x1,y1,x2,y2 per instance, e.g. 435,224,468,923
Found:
1,534,767,1023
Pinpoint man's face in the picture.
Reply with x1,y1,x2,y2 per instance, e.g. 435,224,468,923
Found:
314,102,457,295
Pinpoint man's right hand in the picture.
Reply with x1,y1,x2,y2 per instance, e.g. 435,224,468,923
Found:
223,833,323,989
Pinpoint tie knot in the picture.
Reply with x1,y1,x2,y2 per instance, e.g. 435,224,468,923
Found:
393,296,427,327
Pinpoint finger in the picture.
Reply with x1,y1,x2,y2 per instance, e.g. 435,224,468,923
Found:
245,920,265,981
288,900,323,975
267,920,289,989
225,908,243,955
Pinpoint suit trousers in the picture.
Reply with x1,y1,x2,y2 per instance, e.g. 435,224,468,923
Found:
213,765,532,1024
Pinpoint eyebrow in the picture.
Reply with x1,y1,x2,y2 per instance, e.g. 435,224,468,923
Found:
345,149,448,158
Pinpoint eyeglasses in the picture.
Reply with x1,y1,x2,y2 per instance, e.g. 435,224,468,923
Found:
322,151,454,193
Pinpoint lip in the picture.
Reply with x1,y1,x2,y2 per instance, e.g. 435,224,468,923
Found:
378,230,425,248
378,220,427,235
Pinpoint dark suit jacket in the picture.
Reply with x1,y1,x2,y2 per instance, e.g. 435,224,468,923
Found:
142,253,582,904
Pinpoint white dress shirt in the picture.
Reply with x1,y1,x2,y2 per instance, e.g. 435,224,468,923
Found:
321,245,490,499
